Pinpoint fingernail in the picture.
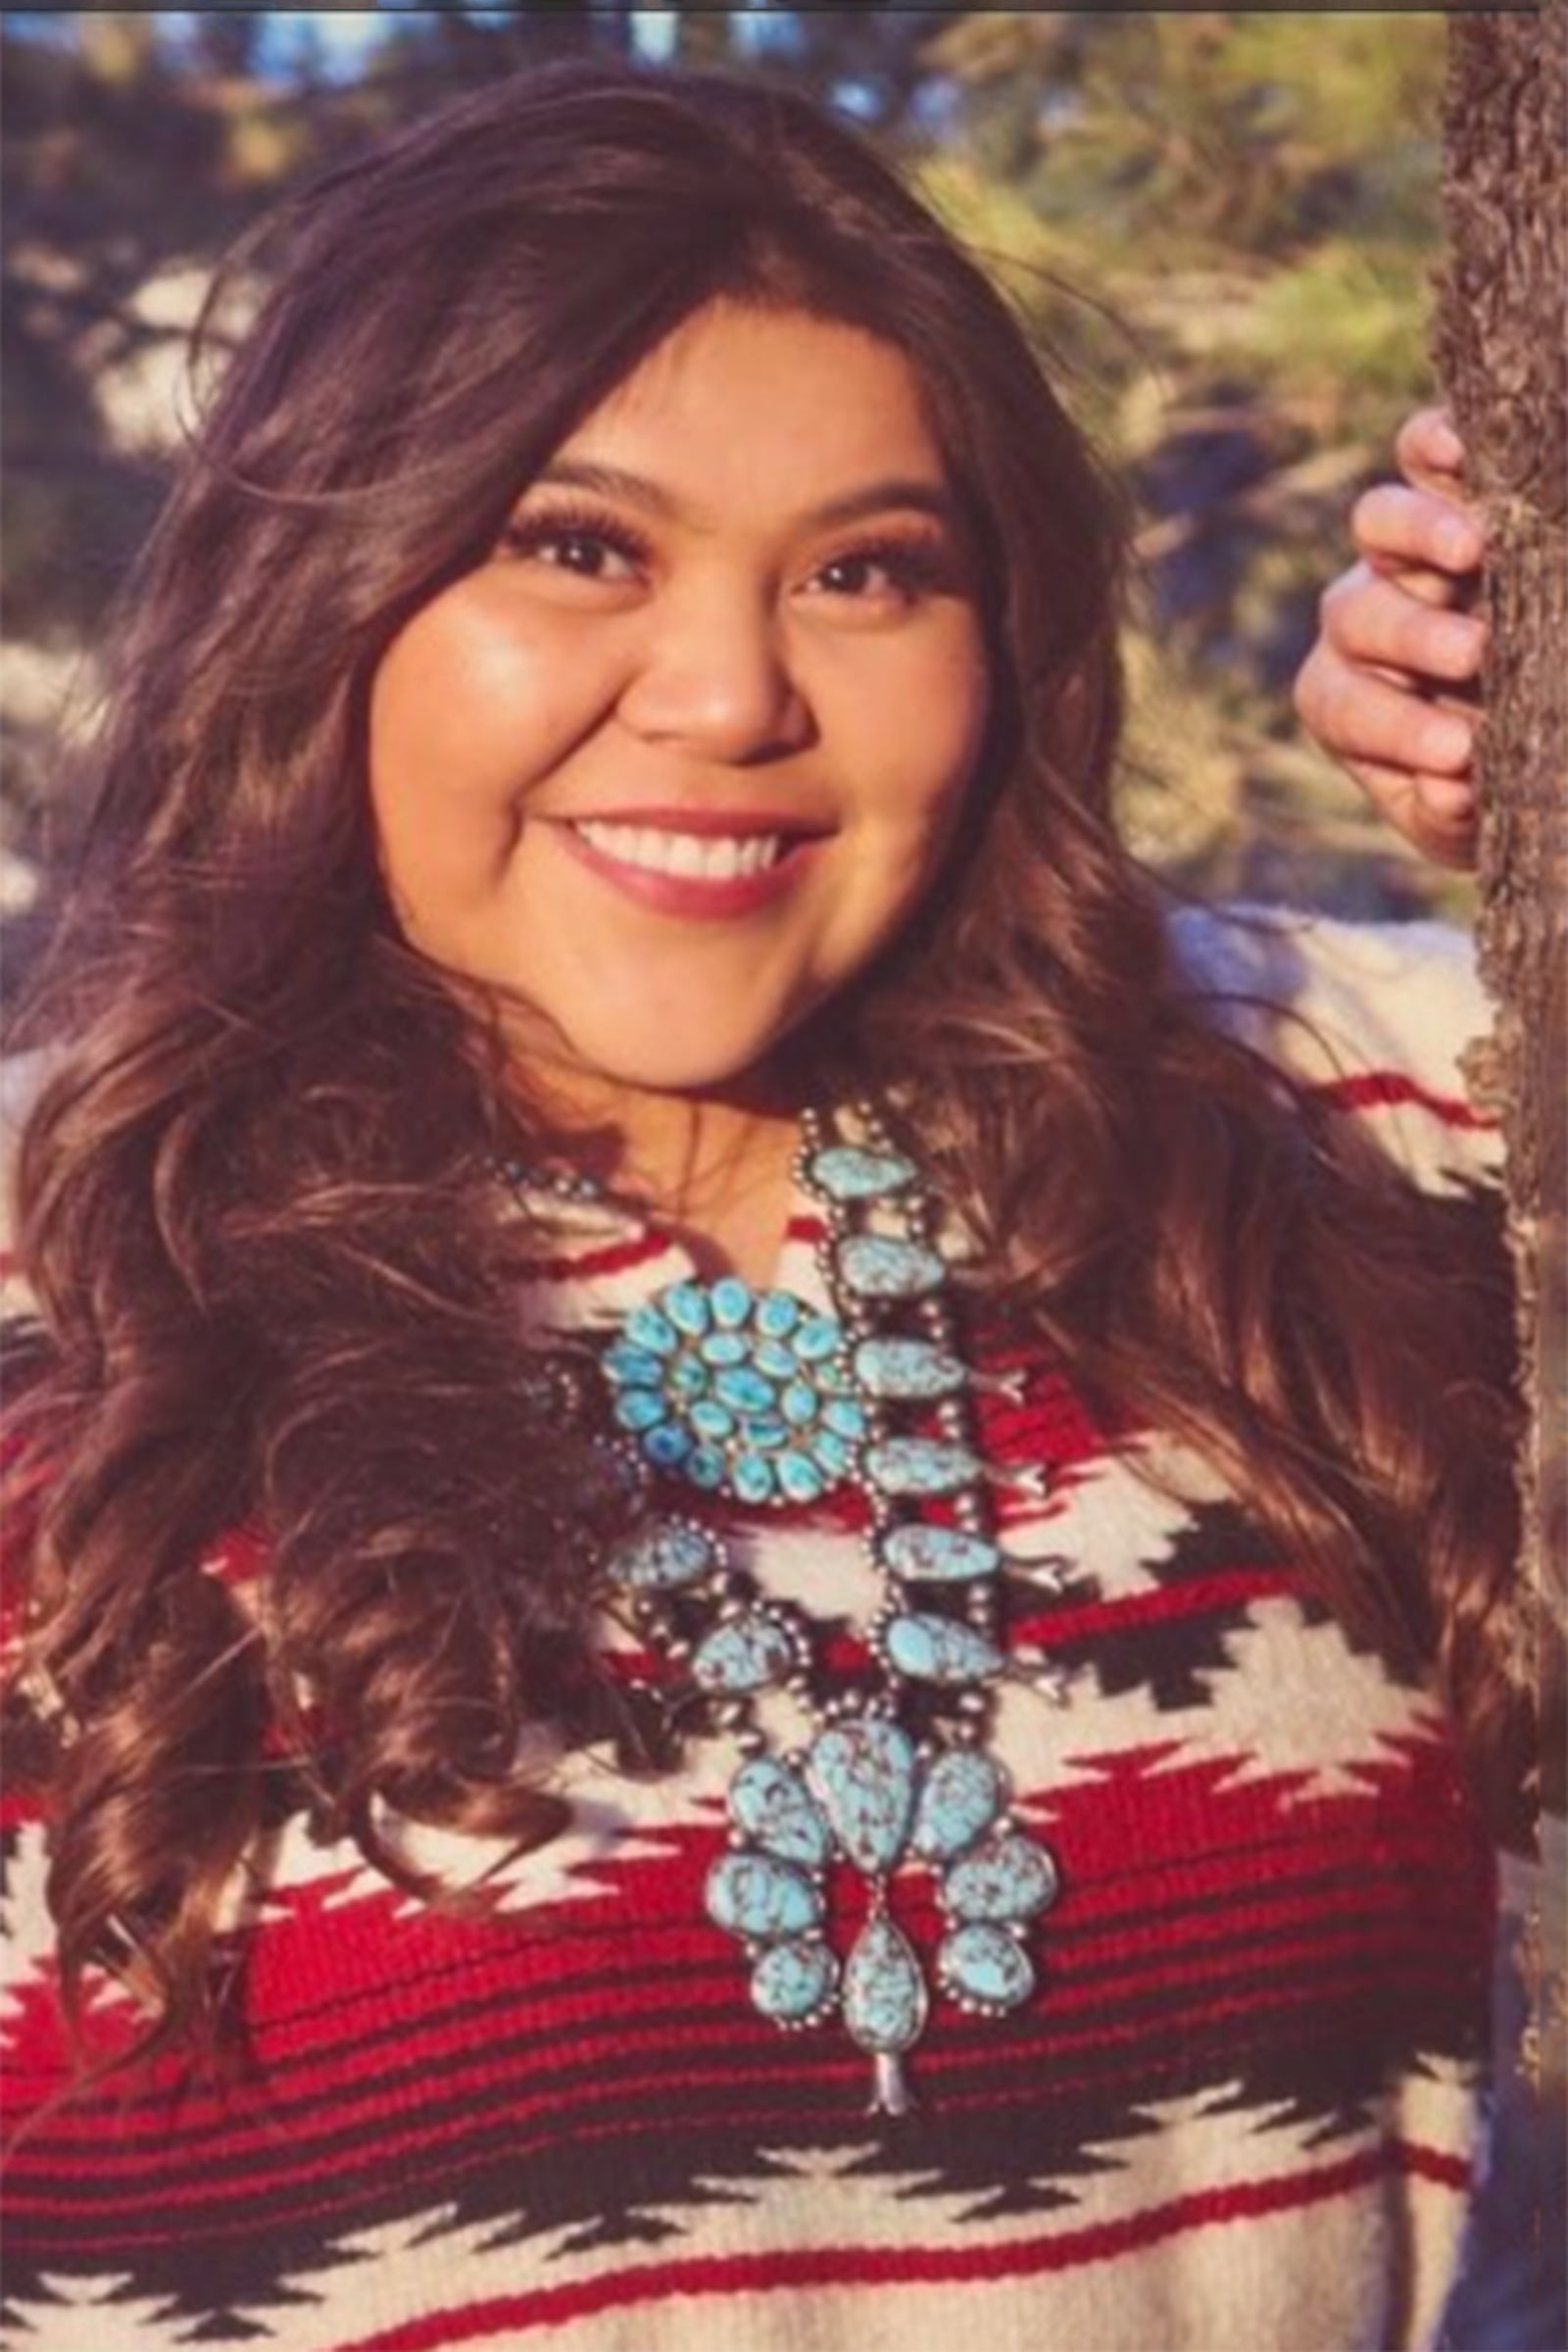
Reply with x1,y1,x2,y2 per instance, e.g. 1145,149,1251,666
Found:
1420,776,1476,821
1437,514,1482,564
1424,715,1475,768
1437,615,1483,667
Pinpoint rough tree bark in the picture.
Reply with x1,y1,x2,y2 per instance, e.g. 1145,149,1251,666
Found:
1434,1,1567,1800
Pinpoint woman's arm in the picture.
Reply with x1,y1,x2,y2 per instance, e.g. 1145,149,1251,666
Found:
1294,408,1487,871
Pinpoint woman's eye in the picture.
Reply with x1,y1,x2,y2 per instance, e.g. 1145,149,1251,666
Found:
816,554,888,597
499,517,645,583
808,544,950,605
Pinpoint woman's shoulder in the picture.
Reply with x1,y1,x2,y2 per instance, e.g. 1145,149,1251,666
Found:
1164,900,1500,1193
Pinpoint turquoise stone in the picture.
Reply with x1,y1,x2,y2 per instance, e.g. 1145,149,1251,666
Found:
757,1291,802,1338
863,1438,983,1498
689,1399,735,1443
813,1432,852,1479
685,1445,727,1490
643,1424,693,1470
624,1303,679,1356
852,1336,967,1401
793,1314,844,1363
662,1282,711,1338
782,1380,819,1427
710,1276,753,1330
821,1397,868,1440
883,1613,1004,1683
939,1922,1035,2011
806,1144,917,1202
757,1339,803,1382
835,1235,945,1300
700,1332,749,1368
910,1748,1004,1861
807,1718,917,1874
776,1450,827,1504
740,1414,789,1450
752,1939,837,2023
714,1366,776,1416
733,1453,778,1506
606,1522,719,1592
692,1612,796,1694
842,1916,928,2054
667,1358,707,1399
728,1758,832,1868
602,1341,665,1388
613,1389,668,1435
879,1525,1002,1584
942,1835,1058,1923
707,1852,822,1940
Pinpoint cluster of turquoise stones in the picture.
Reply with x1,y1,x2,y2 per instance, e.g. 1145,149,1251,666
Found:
708,1718,1057,2039
602,1144,1012,1515
594,1113,1060,2110
606,1519,1057,2058
603,1280,864,1506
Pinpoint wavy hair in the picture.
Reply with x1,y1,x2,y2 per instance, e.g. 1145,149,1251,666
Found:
3,59,1535,2069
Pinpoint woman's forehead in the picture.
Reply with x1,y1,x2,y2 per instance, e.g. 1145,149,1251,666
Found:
541,300,955,526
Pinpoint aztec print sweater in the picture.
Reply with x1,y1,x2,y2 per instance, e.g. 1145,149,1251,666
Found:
1,910,1505,2352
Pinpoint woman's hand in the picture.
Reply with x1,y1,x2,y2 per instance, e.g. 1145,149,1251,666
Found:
1295,409,1487,869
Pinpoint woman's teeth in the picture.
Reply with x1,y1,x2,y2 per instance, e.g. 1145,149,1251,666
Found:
573,822,784,880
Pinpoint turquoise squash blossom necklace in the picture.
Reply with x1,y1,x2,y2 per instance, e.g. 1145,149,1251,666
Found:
511,1103,1063,2117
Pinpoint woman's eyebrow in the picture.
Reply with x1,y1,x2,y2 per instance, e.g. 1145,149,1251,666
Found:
532,457,681,516
531,457,960,532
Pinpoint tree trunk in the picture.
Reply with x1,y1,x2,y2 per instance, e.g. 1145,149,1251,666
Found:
1432,55,1568,2336
1434,1,1567,1802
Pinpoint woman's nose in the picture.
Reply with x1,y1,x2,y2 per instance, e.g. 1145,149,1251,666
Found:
617,577,810,762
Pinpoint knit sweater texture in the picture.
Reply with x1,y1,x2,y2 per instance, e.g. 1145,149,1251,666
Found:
0,910,1503,2352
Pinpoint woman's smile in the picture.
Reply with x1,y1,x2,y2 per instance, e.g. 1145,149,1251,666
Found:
367,299,990,1097
554,810,823,915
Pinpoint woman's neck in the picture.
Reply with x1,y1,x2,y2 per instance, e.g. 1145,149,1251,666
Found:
515,1061,808,1286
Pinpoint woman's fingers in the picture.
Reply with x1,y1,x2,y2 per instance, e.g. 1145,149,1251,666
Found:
1392,405,1468,494
1296,637,1478,770
1340,759,1479,870
1317,564,1487,682
1295,410,1488,865
1350,484,1486,588
1294,632,1479,863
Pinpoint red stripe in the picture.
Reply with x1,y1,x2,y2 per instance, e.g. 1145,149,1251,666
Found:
599,1555,1302,1683
1010,1564,1293,1648
1307,1071,1494,1129
336,2142,1469,2348
518,1230,672,1283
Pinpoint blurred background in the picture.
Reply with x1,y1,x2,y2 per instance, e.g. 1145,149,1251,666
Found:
2,4,1474,957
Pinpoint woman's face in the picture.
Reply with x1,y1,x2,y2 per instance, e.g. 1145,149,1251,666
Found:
368,300,990,1097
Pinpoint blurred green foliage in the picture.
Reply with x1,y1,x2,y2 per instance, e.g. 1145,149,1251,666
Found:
1,7,1469,921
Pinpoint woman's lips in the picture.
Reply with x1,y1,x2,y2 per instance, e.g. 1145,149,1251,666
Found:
553,812,822,917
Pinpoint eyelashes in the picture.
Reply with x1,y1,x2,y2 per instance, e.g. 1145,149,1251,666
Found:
496,499,963,602
497,502,651,579
809,538,961,600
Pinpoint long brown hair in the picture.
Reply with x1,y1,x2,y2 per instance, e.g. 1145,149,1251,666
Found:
3,59,1534,2070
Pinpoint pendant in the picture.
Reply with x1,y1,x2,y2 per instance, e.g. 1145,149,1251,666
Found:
603,1278,865,1505
705,1703,1059,2086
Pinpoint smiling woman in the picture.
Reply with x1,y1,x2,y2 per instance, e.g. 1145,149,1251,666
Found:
368,305,989,1152
0,55,1537,2352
